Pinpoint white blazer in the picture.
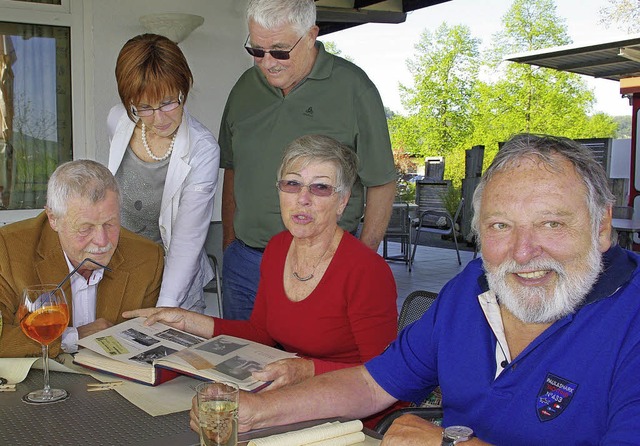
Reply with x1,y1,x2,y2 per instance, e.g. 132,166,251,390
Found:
107,104,220,311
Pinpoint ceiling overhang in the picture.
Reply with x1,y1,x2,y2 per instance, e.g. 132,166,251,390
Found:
316,0,451,35
505,34,640,82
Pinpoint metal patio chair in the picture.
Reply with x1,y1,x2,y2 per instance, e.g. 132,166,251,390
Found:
375,289,442,434
203,254,223,317
410,197,464,270
383,201,412,265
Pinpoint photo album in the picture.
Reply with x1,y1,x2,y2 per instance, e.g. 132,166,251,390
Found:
74,317,297,389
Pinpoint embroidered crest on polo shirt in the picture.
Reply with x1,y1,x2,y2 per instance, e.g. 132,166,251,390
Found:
536,373,578,422
303,106,314,117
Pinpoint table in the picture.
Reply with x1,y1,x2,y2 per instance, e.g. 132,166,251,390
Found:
0,370,381,446
612,218,640,250
0,370,193,446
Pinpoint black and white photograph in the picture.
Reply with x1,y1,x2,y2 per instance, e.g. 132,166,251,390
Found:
216,355,262,380
196,337,246,356
120,328,159,347
129,345,179,365
156,328,204,347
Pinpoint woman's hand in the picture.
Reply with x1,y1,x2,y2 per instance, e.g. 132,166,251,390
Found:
252,358,315,391
122,307,214,338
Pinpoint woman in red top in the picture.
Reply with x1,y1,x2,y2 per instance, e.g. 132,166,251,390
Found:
124,134,397,390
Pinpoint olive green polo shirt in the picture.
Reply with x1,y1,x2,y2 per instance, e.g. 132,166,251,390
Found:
219,42,395,248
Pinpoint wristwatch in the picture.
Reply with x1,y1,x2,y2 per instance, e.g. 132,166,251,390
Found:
441,425,474,445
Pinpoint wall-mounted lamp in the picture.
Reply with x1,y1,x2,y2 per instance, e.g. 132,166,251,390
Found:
139,13,204,43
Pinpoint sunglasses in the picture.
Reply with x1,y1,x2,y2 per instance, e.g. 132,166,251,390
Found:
131,92,183,118
244,34,304,60
276,180,339,197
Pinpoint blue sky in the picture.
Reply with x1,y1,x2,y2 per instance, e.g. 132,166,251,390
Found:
320,0,632,117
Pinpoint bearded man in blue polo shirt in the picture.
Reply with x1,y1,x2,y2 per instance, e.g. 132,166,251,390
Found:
194,133,640,445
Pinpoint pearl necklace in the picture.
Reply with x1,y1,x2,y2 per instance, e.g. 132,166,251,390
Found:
141,122,176,161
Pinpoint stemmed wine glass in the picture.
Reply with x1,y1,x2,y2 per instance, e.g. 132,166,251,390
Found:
18,284,70,403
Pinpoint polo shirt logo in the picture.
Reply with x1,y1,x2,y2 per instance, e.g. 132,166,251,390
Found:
304,106,314,117
536,373,578,422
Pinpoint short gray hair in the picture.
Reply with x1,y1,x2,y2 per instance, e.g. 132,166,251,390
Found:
247,0,316,36
47,159,120,218
278,134,358,199
471,133,615,243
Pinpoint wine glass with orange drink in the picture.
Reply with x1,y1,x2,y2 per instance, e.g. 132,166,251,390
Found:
18,284,70,403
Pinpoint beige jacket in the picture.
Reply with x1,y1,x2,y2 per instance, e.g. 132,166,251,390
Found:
0,212,163,358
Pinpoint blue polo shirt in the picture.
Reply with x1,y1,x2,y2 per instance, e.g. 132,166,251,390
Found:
366,246,640,445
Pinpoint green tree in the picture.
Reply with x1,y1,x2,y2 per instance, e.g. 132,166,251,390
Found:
612,115,632,138
469,0,616,169
384,106,396,119
389,24,480,187
489,0,570,62
400,24,480,156
321,40,354,62
599,0,640,33
389,0,618,190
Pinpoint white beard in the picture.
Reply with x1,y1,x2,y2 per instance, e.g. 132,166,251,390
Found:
485,237,603,324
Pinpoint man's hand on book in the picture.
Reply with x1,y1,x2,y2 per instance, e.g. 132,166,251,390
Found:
122,307,214,339
252,358,315,392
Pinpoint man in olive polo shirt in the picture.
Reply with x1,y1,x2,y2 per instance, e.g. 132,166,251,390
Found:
219,0,397,320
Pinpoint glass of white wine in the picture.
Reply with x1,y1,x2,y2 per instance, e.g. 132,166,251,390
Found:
196,381,239,446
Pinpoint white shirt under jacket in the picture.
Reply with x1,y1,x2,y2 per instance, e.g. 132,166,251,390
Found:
107,104,220,312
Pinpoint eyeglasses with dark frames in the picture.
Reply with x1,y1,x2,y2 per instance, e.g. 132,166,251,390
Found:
276,180,339,197
131,92,183,118
244,34,304,60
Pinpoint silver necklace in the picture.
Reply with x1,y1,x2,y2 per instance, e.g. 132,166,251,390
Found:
292,228,338,282
293,250,328,281
293,272,314,282
141,122,176,161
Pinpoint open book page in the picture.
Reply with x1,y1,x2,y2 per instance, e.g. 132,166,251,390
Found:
75,317,206,383
155,335,298,391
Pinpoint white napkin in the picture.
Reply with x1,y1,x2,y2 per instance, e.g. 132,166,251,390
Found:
248,420,365,446
0,353,84,384
304,431,366,446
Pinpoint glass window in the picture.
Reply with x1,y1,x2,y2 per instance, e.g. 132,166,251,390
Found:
0,22,71,210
